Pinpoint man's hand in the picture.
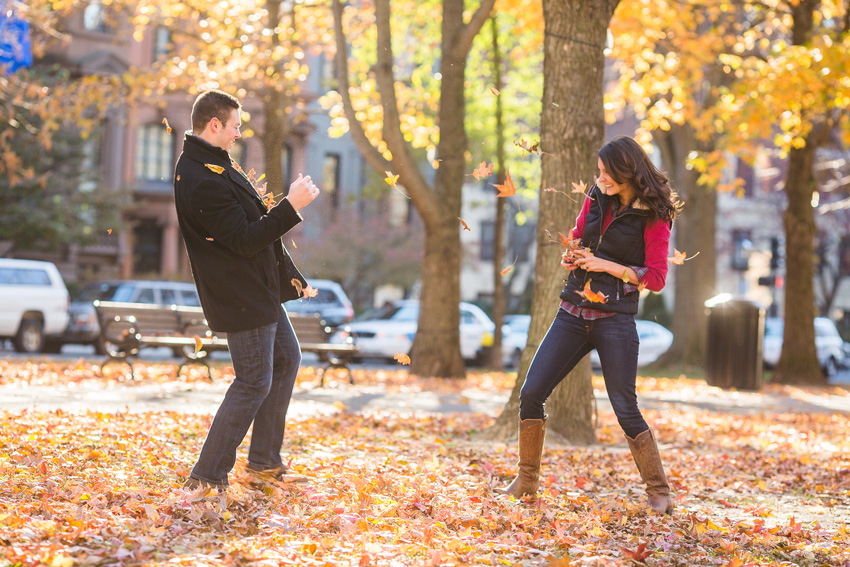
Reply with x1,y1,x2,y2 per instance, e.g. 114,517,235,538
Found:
286,174,319,211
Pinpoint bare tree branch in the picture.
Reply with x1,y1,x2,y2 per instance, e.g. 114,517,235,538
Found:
448,0,496,61
373,0,434,208
330,0,393,176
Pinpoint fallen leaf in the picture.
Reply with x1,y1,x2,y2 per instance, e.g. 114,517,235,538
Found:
205,164,225,174
394,353,410,365
458,217,471,231
620,541,653,563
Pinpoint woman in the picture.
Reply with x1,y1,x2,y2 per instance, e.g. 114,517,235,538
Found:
498,136,681,514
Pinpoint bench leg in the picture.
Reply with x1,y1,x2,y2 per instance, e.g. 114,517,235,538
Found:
318,366,326,388
177,357,213,381
101,356,134,380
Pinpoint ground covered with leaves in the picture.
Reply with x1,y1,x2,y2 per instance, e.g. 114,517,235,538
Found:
1,361,849,566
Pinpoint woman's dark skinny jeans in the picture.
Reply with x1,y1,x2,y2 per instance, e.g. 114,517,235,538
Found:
519,308,649,439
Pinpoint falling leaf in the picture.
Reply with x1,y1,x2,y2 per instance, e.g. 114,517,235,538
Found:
515,138,542,156
501,256,518,276
384,171,399,188
621,270,630,283
490,87,500,96
205,237,214,241
292,239,297,248
668,249,700,265
193,335,203,355
544,187,573,199
204,164,225,174
578,280,608,303
291,278,303,297
571,180,588,194
637,281,647,292
492,170,521,212
176,175,181,181
107,229,112,235
552,102,560,107
162,117,172,134
394,353,410,365
458,217,471,231
472,161,493,181
302,285,319,298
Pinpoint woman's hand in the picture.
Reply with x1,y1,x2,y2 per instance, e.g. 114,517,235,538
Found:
572,249,609,273
560,250,578,271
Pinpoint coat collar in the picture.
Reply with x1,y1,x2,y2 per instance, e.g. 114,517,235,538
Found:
183,133,264,205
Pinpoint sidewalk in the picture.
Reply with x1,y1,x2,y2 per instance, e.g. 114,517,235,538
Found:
2,363,848,417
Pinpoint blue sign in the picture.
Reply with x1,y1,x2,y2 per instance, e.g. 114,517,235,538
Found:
0,7,33,74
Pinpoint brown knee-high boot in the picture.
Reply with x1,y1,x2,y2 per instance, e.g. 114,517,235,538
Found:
496,418,546,498
626,428,674,514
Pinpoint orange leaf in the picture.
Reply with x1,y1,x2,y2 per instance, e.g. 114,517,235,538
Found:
472,161,493,181
493,170,516,198
193,335,203,355
571,180,587,194
107,229,112,235
205,164,224,174
668,249,700,265
501,256,518,276
291,278,303,297
547,555,571,567
490,87,500,96
580,280,608,303
458,217,471,231
162,117,172,134
620,541,653,562
558,231,572,248
394,353,410,365
303,284,318,298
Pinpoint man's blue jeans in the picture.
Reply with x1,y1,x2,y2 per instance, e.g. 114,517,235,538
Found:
190,306,301,486
519,309,649,438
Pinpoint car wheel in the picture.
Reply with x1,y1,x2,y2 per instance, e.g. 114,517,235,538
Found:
14,318,44,353
824,357,839,379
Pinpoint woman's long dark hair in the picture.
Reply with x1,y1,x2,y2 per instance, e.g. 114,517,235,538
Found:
598,136,682,222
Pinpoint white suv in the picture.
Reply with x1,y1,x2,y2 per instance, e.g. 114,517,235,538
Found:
0,258,70,353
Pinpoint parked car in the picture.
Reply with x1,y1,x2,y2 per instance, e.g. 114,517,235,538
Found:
62,280,201,354
762,316,846,378
0,258,70,353
334,299,495,363
283,279,354,327
589,319,674,368
502,314,531,368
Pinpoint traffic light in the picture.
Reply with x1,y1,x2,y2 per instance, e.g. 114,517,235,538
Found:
770,237,785,270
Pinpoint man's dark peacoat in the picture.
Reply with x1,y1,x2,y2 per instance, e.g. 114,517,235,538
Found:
174,134,307,333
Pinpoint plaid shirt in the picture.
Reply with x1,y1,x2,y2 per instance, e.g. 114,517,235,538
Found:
560,267,649,320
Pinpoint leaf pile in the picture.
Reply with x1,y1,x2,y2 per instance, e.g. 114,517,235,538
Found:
2,371,849,566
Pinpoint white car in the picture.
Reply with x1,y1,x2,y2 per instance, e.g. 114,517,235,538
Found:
336,300,495,363
502,314,531,368
0,258,70,353
590,319,673,368
762,317,846,378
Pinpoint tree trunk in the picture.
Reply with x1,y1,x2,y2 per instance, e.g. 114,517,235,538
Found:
487,14,506,370
773,0,824,385
409,0,471,377
651,124,716,369
484,0,619,445
259,0,289,200
773,142,823,384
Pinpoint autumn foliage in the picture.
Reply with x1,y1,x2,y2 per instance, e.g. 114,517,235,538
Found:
1,361,849,565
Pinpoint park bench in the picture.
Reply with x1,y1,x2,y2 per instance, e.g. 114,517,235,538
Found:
92,301,358,384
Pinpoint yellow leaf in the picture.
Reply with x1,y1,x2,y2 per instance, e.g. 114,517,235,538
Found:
193,335,203,355
384,171,399,188
205,164,225,174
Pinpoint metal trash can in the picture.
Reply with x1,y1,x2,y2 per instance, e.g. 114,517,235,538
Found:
705,296,765,391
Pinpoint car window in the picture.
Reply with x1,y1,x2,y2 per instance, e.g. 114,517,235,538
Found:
110,284,136,303
134,287,156,304
77,283,122,301
815,319,839,338
461,311,477,325
161,288,178,305
0,267,51,286
312,289,341,305
181,290,200,307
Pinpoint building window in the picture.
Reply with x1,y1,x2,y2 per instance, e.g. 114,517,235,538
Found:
322,153,340,209
133,219,162,275
153,27,171,61
135,123,174,182
731,230,752,271
83,1,109,33
79,128,103,192
481,221,494,261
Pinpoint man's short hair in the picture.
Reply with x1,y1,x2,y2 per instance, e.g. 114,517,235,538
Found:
191,90,241,134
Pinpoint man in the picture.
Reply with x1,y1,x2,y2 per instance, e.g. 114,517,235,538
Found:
174,89,318,489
